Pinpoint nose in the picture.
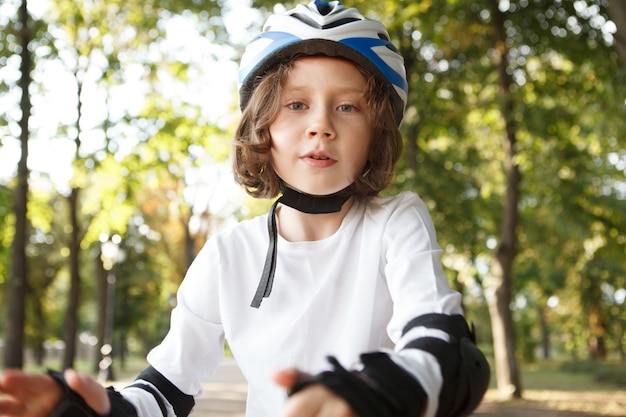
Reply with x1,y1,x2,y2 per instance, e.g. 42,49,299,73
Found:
306,107,336,140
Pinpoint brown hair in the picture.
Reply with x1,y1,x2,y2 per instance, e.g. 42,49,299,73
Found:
232,58,403,200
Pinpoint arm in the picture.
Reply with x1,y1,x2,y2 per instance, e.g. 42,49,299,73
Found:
289,314,489,417
288,193,490,417
47,370,135,417
0,366,194,417
0,368,127,417
0,236,224,417
120,366,194,417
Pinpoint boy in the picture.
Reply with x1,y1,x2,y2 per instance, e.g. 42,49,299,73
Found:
0,2,490,416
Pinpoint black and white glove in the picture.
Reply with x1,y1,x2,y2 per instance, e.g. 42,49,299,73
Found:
47,370,137,417
289,353,427,417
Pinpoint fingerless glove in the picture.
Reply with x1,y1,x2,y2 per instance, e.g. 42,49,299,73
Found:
289,354,427,417
47,370,137,417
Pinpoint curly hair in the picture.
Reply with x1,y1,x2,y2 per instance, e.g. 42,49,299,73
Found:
232,58,402,200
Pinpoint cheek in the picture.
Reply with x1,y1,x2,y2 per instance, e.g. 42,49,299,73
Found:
269,144,286,179
268,124,288,153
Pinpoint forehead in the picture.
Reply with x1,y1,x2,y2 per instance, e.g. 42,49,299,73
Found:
284,56,368,89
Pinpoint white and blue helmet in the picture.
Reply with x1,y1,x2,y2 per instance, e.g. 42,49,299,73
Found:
238,0,408,126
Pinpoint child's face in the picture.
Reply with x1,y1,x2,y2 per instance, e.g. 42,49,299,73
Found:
269,56,373,197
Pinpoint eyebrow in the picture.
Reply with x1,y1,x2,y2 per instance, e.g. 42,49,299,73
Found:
282,84,366,95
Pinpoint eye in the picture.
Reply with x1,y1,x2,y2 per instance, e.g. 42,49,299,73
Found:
287,101,307,111
337,104,355,112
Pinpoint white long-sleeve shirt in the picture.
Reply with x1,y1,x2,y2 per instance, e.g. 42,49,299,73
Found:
123,192,463,417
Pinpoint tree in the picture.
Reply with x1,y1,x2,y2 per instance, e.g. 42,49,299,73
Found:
607,1,626,65
4,0,32,369
45,0,225,368
485,0,523,398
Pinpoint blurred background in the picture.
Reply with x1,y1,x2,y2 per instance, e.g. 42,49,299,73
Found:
1,0,625,408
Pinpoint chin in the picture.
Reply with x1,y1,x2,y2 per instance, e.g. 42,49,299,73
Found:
287,183,334,196
308,186,349,196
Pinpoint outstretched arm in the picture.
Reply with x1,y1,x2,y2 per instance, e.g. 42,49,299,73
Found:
0,369,110,417
277,314,490,417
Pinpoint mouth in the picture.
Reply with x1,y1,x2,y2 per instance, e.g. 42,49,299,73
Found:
305,150,334,161
302,152,336,168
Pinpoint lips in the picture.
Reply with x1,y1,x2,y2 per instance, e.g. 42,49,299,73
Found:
304,150,334,160
302,151,335,168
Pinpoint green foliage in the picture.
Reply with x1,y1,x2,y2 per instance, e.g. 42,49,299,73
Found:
561,360,626,387
0,0,238,360
0,184,13,336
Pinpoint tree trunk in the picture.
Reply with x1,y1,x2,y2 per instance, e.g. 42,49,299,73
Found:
485,0,523,400
94,251,108,374
32,294,46,366
607,1,626,66
587,305,607,360
616,322,625,362
4,0,31,370
62,186,82,369
539,305,550,359
61,62,86,369
486,261,522,399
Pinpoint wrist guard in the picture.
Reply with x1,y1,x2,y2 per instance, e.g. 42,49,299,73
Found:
47,370,137,417
402,314,490,417
289,354,426,417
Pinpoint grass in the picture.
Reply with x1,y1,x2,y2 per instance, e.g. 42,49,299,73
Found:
520,360,625,391
481,358,626,392
482,359,626,416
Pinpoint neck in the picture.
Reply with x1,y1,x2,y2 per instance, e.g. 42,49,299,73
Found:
277,198,354,242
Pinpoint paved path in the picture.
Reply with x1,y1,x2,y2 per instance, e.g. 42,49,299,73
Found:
193,358,247,417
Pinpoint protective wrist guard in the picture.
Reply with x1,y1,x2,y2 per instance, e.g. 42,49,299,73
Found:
402,314,490,417
47,370,137,417
289,354,426,417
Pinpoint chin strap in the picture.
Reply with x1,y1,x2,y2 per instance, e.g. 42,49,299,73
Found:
251,198,281,308
250,184,352,308
279,185,352,214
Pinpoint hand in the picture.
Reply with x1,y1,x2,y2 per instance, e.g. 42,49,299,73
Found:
274,369,356,417
0,369,110,417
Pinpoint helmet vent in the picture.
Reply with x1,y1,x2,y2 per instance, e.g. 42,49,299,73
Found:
323,17,360,29
314,0,335,15
292,12,359,29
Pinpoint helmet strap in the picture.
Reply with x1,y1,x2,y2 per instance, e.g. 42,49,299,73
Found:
278,181,352,214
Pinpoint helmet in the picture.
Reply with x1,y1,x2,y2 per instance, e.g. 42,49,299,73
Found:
238,0,407,126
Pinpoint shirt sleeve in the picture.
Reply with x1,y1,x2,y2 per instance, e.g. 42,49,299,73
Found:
381,192,472,417
382,192,464,336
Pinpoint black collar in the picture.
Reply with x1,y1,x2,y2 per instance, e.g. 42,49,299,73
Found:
278,183,352,214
